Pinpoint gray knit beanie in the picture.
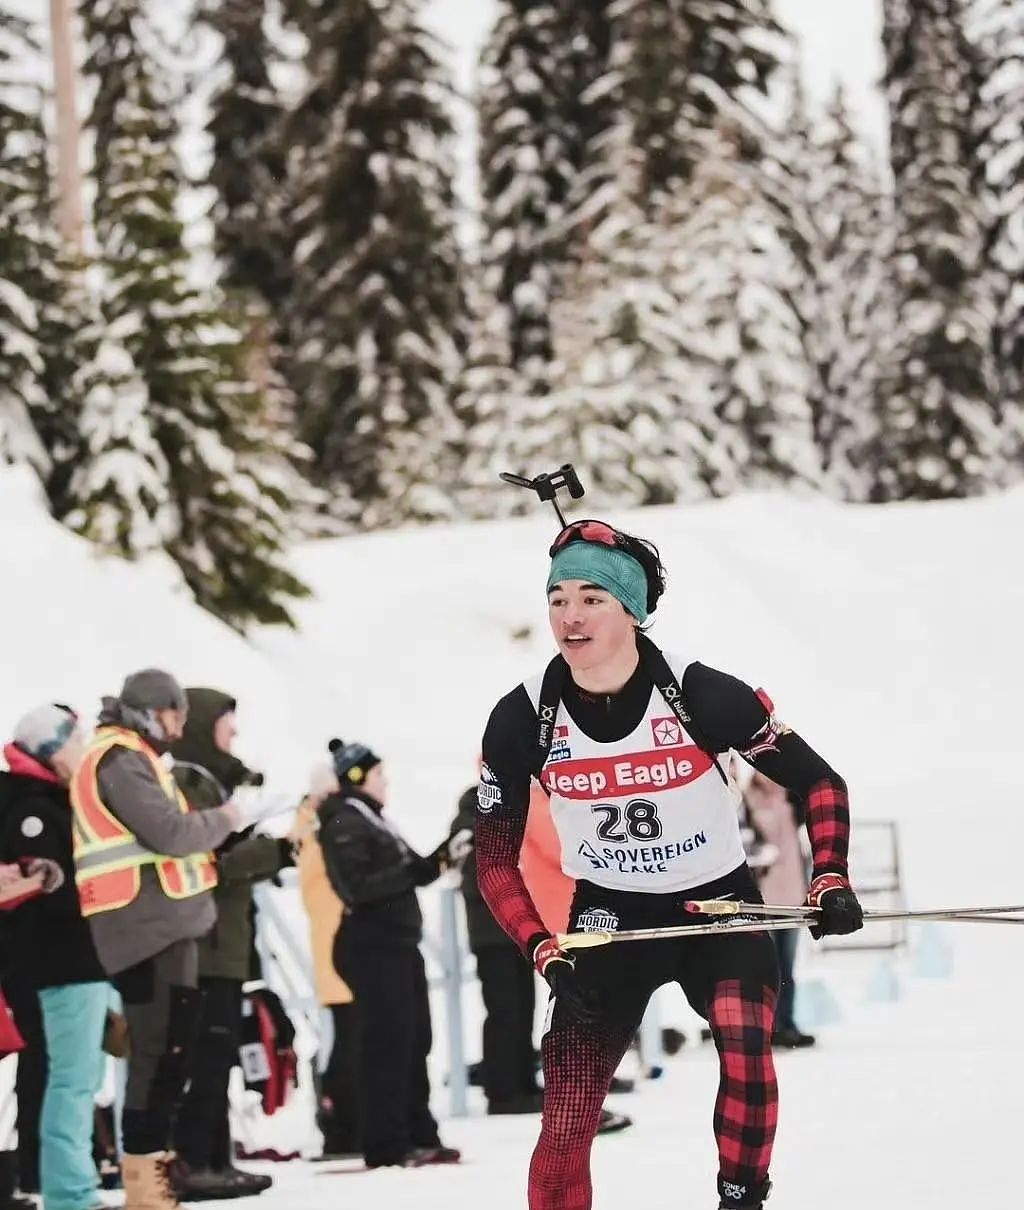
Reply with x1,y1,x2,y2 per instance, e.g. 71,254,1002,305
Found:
119,669,188,713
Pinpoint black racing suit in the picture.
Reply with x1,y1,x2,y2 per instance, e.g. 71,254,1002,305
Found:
476,654,852,1210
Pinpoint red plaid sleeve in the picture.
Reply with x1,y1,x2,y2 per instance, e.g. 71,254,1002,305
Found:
742,734,852,878
804,775,850,879
735,727,851,880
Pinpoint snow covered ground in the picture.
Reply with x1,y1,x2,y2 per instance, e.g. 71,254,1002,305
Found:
3,467,1023,1206
251,938,1020,1209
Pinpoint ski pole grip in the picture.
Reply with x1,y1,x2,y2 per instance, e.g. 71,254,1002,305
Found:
685,899,740,915
557,931,615,950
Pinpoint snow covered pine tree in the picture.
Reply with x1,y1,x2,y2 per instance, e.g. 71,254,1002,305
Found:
973,0,1024,472
280,0,464,528
80,0,307,629
873,0,1003,500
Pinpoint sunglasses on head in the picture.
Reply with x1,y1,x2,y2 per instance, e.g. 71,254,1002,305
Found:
549,519,621,558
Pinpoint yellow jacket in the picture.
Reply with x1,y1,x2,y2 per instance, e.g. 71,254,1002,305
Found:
293,801,352,1006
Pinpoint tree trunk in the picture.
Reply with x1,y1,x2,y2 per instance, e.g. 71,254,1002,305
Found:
49,0,84,250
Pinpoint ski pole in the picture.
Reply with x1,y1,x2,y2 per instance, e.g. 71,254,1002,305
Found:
558,916,824,949
556,908,1024,951
685,898,1024,922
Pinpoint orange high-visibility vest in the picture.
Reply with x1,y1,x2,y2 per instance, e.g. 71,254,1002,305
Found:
70,726,218,917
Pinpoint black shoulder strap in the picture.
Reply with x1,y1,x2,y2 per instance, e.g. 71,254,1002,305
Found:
531,640,727,786
636,635,728,786
532,655,568,778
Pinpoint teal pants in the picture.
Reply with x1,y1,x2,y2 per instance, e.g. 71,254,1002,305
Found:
39,982,109,1210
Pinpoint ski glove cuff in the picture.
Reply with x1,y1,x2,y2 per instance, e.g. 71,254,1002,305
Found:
532,934,569,978
805,872,864,938
532,935,601,1025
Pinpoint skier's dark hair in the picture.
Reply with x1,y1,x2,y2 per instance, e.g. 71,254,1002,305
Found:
613,528,667,617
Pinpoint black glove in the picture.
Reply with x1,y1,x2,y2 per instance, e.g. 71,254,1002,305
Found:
804,872,864,938
531,934,601,1025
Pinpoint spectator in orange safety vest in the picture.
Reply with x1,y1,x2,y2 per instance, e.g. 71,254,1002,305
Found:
68,670,267,1210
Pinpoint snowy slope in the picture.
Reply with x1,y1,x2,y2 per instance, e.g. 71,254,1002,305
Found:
255,485,1024,1210
2,464,1019,879
0,466,336,789
259,487,1019,884
4,469,1023,1208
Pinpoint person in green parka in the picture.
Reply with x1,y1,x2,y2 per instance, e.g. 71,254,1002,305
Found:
168,689,294,1202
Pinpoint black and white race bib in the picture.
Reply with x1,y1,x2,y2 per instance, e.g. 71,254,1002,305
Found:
525,653,744,892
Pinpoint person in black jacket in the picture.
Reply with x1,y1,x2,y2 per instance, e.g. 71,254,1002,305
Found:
170,688,291,1202
450,785,540,1115
0,704,109,1210
317,739,464,1170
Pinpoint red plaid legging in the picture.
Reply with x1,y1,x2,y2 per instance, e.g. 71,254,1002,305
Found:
528,877,779,1210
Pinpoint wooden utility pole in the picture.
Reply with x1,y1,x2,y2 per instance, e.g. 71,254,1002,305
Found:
49,0,85,251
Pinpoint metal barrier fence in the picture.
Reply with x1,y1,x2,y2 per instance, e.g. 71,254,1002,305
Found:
251,877,476,1116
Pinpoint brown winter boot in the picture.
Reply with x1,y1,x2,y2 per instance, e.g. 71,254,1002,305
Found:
122,1153,181,1210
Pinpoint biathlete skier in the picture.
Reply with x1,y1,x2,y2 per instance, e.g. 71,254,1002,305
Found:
475,519,864,1210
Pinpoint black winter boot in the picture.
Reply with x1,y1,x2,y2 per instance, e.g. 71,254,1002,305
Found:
718,1174,771,1208
0,1150,34,1210
772,1027,816,1049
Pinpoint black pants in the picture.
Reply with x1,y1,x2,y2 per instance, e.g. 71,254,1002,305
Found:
319,1003,361,1153
2,976,45,1191
113,939,202,1156
474,945,537,1104
93,1105,118,1171
334,928,439,1167
0,1149,23,1206
771,928,798,1031
174,976,243,1170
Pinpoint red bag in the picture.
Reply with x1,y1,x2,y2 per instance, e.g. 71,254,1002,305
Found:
0,989,26,1059
239,988,297,1116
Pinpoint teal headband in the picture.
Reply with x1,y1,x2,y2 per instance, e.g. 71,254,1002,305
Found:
547,543,649,623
